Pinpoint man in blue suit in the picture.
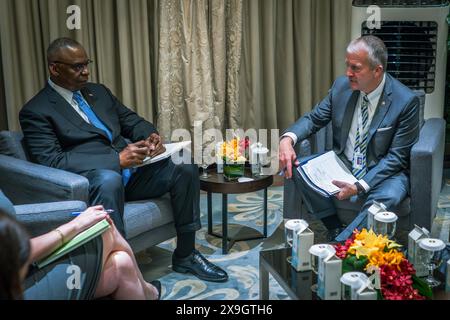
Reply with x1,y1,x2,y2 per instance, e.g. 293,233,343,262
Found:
19,38,228,282
279,35,420,242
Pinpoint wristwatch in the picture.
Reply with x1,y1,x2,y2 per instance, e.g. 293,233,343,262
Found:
354,181,365,195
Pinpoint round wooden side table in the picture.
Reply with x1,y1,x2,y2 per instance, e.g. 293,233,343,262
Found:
200,167,273,254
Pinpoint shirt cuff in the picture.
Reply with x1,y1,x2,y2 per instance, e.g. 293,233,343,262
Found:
358,179,370,193
280,132,298,146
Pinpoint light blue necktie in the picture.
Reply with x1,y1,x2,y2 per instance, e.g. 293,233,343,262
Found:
73,91,133,185
352,95,369,180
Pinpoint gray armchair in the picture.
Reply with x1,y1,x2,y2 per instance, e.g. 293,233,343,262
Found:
283,93,445,237
0,189,86,237
0,131,176,252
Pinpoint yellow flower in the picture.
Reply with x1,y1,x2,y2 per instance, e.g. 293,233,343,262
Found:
218,137,247,163
349,242,379,259
366,249,405,270
348,228,402,260
230,138,238,150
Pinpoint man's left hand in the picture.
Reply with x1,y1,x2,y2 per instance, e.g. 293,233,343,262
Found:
332,180,358,201
145,133,166,158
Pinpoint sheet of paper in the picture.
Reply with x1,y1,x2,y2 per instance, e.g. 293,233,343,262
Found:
134,141,191,168
300,151,357,194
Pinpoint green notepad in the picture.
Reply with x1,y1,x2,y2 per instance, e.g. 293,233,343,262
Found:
36,219,111,269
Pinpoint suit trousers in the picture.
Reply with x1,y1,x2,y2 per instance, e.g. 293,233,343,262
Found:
292,154,409,241
80,158,201,237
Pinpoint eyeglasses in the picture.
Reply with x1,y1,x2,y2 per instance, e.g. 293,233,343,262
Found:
52,59,93,72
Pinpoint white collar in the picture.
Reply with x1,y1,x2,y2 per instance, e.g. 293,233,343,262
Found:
48,78,75,103
361,73,386,106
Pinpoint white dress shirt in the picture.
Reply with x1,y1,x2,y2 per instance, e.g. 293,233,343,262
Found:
343,74,386,191
48,78,91,124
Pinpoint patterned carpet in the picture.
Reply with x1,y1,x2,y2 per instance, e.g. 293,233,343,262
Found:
147,186,289,300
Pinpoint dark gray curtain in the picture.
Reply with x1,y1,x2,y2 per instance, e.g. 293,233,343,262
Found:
239,0,353,132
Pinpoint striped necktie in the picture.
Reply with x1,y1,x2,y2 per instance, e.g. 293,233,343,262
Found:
352,95,369,179
73,91,133,185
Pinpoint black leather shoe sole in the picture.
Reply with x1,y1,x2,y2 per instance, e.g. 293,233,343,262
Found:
172,264,229,283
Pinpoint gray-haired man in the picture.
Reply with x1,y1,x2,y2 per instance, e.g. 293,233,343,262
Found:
279,35,419,242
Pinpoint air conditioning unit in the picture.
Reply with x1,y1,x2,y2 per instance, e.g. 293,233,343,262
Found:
351,0,450,119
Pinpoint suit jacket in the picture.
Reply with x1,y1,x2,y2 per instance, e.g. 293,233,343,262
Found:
285,73,420,190
19,83,158,175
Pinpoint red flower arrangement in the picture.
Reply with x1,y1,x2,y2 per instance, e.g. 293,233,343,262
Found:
333,228,431,300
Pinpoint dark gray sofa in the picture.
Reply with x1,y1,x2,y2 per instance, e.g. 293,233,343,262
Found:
0,188,87,236
0,131,176,252
283,92,445,236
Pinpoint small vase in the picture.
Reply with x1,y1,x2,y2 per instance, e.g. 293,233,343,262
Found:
223,162,245,181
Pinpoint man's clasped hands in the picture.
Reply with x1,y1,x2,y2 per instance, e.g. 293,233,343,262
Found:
119,133,166,168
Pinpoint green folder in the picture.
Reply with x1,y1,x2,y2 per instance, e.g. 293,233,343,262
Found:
36,219,111,269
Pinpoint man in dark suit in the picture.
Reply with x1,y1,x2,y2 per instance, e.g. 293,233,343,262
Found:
279,35,419,242
19,38,228,282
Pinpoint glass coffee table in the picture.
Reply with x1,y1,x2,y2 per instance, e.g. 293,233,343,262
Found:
259,247,318,300
200,167,273,254
259,247,450,300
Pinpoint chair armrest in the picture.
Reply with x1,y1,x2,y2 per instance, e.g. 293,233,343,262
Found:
283,139,312,219
14,201,87,237
0,155,89,204
293,139,312,157
0,189,16,218
410,118,445,230
282,122,333,219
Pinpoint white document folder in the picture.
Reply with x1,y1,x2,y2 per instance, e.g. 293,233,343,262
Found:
134,141,192,168
297,151,357,197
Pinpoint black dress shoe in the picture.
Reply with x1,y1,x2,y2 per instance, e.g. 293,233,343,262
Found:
150,280,161,300
172,249,228,283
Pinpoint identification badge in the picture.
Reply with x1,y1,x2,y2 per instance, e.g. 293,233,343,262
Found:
353,152,364,170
